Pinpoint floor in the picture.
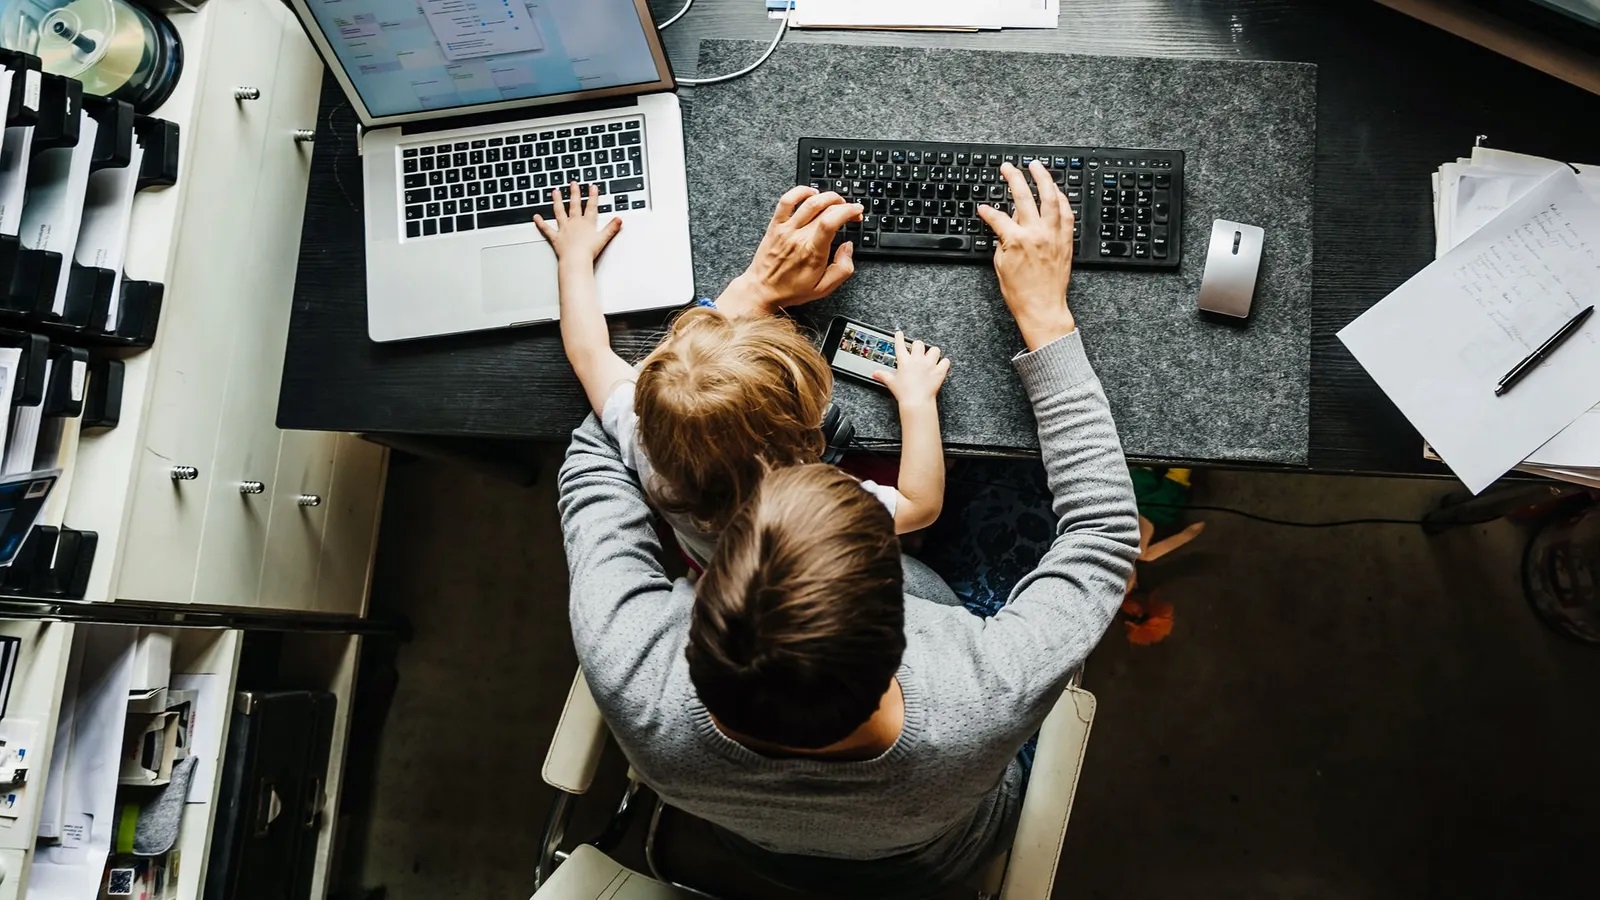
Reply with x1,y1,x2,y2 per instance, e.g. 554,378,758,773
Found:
331,448,1600,900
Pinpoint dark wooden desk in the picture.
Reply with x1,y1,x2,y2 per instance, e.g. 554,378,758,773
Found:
279,0,1600,474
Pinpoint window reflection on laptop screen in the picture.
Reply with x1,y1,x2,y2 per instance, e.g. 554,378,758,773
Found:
303,0,663,117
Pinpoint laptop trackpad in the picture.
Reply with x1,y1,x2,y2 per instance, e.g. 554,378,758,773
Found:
481,242,559,317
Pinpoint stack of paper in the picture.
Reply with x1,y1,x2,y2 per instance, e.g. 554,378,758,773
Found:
1339,151,1600,493
1431,148,1600,488
787,0,1059,30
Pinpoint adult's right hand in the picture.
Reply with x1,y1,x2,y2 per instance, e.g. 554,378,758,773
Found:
715,186,863,317
976,161,1078,351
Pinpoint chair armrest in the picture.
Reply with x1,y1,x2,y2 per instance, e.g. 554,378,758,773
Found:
998,686,1097,900
542,672,608,795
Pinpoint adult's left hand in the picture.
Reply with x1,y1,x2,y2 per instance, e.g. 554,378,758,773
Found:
716,186,863,317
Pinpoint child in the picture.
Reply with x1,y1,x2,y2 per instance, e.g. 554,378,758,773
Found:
535,183,950,565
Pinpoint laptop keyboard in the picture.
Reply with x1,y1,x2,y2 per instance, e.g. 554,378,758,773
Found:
398,116,651,240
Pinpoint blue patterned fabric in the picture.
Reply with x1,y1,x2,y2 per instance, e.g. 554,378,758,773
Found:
921,458,1058,619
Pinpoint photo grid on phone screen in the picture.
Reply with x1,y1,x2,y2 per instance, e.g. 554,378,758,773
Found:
839,325,896,368
833,323,900,382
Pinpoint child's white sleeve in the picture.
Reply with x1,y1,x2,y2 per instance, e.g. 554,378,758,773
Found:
859,480,902,517
600,381,650,477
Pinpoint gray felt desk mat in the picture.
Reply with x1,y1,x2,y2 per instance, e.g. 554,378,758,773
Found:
684,41,1315,464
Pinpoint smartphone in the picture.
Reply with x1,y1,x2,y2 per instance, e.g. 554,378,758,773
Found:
822,315,904,389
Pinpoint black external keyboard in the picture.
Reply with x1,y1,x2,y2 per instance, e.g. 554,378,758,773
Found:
796,138,1184,269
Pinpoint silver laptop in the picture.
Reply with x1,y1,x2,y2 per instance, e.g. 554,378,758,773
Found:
287,0,693,343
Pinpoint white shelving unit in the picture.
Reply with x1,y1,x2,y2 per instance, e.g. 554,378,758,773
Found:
2,1,387,899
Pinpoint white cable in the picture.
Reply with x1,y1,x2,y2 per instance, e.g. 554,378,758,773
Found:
658,0,694,29
675,13,788,86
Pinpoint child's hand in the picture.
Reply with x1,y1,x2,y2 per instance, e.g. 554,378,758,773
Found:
873,332,950,407
533,182,624,262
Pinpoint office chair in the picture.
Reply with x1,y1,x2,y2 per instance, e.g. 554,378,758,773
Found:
531,672,1098,900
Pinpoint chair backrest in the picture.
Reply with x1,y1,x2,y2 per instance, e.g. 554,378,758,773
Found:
533,845,698,900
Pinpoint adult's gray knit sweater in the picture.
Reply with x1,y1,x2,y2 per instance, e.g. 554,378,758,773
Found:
558,329,1141,893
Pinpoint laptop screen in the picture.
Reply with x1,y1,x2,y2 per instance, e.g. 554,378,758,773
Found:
297,0,670,121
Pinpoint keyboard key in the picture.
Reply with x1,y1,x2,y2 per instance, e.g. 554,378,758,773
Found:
440,217,455,234
608,177,645,195
598,204,612,213
470,150,484,164
882,232,972,251
556,129,571,138
450,183,465,198
1134,243,1150,259
608,122,624,132
632,201,646,209
517,175,531,190
1101,240,1131,257
457,214,476,231
620,131,641,146
574,126,589,136
1152,234,1169,258
404,173,426,188
489,137,504,146
1121,172,1137,188
1154,201,1170,224
433,186,448,200
478,165,493,179
603,133,617,148
405,205,424,220
510,193,524,207
520,145,535,159
486,148,501,162
475,197,491,211
444,200,457,215
506,135,520,144
1155,173,1171,188
625,120,640,129
479,207,534,229
423,219,438,236
467,182,482,196
539,131,555,141
406,221,420,238
403,148,419,158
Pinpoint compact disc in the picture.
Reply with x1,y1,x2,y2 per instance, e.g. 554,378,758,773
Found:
32,0,181,113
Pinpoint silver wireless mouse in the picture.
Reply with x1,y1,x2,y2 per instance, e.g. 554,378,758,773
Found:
1198,219,1264,318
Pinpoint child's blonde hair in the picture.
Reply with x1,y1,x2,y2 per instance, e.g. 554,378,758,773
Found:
635,307,833,533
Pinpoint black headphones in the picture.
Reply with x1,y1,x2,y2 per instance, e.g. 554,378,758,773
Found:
820,402,856,465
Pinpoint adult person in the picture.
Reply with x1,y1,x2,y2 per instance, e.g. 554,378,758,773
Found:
557,161,1141,897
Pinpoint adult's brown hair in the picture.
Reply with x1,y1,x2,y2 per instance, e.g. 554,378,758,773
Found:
635,307,833,534
688,464,905,750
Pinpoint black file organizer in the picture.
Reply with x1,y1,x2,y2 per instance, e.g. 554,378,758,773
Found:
0,69,178,600
0,336,123,601
0,88,176,346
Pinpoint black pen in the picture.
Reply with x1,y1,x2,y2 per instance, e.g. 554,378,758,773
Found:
1495,305,1595,397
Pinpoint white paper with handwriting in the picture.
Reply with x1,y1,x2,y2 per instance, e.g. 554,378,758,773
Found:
1340,170,1600,493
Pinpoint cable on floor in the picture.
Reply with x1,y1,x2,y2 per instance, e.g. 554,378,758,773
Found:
943,476,1504,529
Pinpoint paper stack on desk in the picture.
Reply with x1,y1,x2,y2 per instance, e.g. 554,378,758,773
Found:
1431,148,1600,489
1339,155,1600,494
787,0,1059,30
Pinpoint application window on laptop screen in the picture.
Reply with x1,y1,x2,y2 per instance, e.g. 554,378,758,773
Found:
305,0,663,118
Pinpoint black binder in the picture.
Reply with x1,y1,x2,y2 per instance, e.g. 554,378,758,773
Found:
206,691,338,900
